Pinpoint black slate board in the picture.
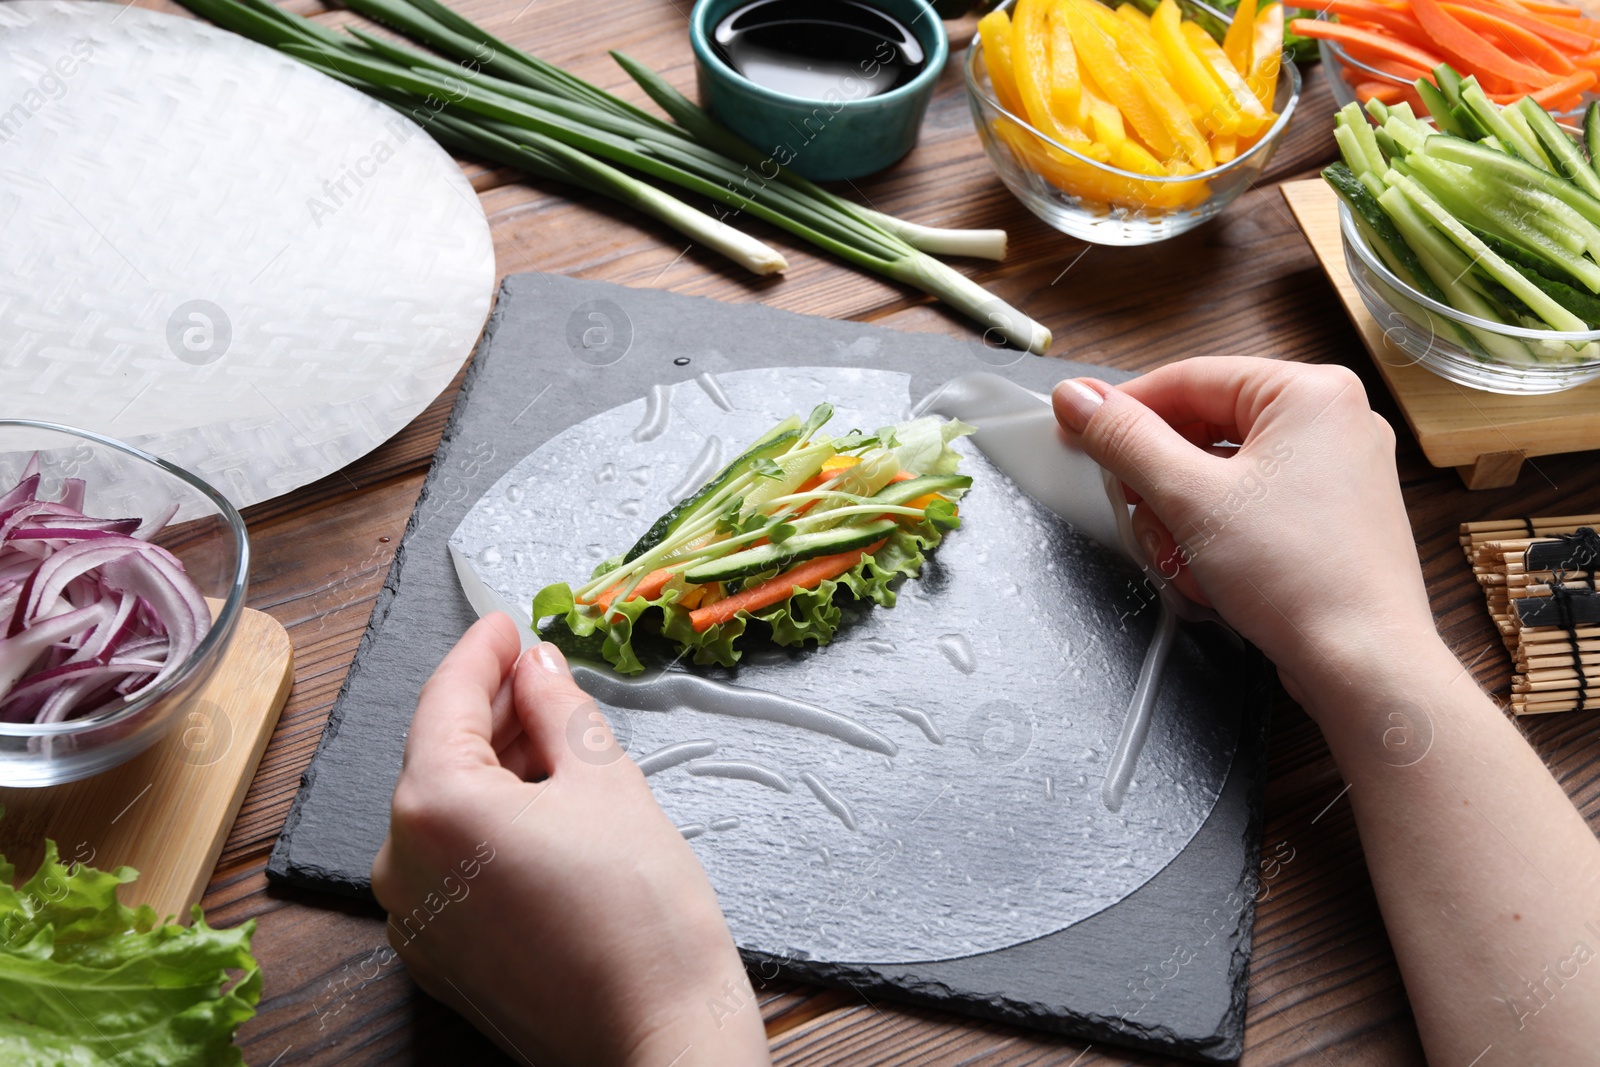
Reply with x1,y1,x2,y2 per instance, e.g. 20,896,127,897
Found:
268,273,1271,1062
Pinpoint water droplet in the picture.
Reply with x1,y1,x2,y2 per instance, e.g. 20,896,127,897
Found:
1045,776,1054,800
936,633,976,674
999,581,1020,598
618,499,643,517
480,546,502,564
586,544,607,558
504,484,525,504
862,639,897,654
595,463,617,484
710,816,740,832
674,356,691,366
629,466,652,485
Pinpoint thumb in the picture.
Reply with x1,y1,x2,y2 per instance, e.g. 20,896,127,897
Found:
512,643,625,774
1052,378,1219,514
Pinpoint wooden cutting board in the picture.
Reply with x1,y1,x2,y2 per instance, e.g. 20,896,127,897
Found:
0,607,292,920
1283,177,1600,490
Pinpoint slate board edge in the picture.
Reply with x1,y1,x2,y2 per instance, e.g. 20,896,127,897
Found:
265,279,513,897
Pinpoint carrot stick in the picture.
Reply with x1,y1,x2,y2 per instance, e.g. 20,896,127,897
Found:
1343,52,1434,80
1291,0,1428,39
688,539,888,632
1444,3,1577,69
1503,0,1592,18
1527,65,1597,103
1357,79,1410,102
1290,18,1447,68
1410,0,1556,86
589,567,674,610
1446,0,1597,51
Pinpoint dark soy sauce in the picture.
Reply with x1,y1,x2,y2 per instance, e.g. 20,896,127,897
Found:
712,0,926,100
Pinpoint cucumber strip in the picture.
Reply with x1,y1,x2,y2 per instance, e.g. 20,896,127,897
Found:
1375,187,1520,360
1420,135,1600,231
1387,171,1590,331
1516,97,1600,202
1469,224,1600,288
1374,127,1404,162
1352,113,1387,174
1460,81,1541,162
1382,114,1428,156
622,421,800,563
1433,63,1463,108
1326,163,1447,304
1502,104,1555,171
1504,262,1600,327
1586,101,1600,178
737,445,830,518
868,474,972,508
682,518,897,584
1454,106,1490,142
1415,78,1460,136
1334,124,1381,178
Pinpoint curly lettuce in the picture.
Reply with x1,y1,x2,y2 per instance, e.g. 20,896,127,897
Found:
0,837,260,1067
538,518,950,673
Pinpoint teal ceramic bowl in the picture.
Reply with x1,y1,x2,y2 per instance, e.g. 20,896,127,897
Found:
689,0,949,181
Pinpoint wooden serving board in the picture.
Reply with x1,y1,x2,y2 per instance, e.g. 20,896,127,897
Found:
1283,177,1600,489
0,607,292,920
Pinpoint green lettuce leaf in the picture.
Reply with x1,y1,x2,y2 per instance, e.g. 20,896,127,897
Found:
589,519,948,672
881,416,975,478
0,838,259,1067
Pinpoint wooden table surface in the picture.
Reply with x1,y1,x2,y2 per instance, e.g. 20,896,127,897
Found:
134,0,1600,1062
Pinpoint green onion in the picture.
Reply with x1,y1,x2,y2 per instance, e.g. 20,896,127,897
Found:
173,0,1051,353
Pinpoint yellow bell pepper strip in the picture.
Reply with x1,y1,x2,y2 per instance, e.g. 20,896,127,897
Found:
1013,0,1072,137
1117,4,1184,91
1107,5,1216,169
1060,0,1178,157
1181,20,1270,135
1153,0,1241,135
1211,132,1238,161
1045,1,1083,122
977,10,1027,117
1248,2,1283,113
1223,0,1258,76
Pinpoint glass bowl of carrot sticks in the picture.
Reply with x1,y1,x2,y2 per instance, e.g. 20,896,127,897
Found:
1297,0,1600,120
964,0,1301,245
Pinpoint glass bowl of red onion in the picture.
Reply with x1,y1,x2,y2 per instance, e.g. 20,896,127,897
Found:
0,422,248,786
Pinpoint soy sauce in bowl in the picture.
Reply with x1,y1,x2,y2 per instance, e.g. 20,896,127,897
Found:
711,0,926,100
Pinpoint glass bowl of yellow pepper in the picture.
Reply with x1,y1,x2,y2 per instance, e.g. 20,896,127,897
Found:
965,0,1302,245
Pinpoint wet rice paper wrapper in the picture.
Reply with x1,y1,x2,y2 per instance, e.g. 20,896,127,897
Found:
450,366,1239,966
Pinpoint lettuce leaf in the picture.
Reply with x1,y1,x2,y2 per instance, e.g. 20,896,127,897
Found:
589,519,948,673
0,838,259,1067
882,416,976,478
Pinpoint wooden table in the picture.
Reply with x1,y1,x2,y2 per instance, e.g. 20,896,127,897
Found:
138,0,1600,1061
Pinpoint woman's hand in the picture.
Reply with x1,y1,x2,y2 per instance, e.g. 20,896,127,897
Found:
1052,356,1438,720
371,614,771,1067
1057,356,1600,1065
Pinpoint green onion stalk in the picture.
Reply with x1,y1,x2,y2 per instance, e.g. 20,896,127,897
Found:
173,0,1051,353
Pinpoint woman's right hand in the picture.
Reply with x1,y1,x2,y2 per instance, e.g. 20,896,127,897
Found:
1051,356,1441,720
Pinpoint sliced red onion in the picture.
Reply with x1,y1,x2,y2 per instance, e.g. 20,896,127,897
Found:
0,458,212,724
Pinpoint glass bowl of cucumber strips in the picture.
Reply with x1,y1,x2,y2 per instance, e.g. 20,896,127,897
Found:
1326,79,1600,394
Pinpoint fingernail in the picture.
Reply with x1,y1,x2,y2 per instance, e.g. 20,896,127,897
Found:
1054,379,1104,434
1140,529,1163,564
534,643,570,676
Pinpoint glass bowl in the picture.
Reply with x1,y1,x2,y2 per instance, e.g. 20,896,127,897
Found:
0,422,249,786
1339,203,1600,393
963,0,1302,245
1317,12,1592,123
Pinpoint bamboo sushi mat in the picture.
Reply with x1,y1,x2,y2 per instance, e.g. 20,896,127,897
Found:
1463,515,1600,715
